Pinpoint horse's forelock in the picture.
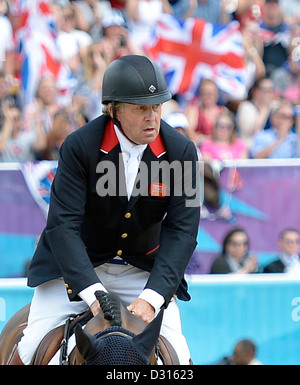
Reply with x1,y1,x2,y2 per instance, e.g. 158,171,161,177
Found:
95,291,122,327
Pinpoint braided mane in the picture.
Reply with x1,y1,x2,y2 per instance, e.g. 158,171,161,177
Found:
95,291,122,327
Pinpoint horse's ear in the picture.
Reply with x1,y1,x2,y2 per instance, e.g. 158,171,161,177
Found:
75,325,100,361
131,308,164,361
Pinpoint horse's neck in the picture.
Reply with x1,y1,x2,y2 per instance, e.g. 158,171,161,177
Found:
83,313,111,335
119,306,147,334
84,304,147,336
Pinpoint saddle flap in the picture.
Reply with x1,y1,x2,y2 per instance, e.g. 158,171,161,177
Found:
31,325,64,365
31,311,93,365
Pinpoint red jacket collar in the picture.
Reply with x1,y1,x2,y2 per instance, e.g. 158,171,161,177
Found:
100,119,166,158
100,120,118,154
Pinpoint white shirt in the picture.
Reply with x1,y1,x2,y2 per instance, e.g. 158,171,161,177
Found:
0,15,14,70
57,29,93,62
281,253,300,275
0,131,37,162
79,125,165,312
225,255,242,273
127,0,164,48
114,124,147,198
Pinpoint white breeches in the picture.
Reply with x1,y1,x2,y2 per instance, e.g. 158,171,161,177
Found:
18,263,190,365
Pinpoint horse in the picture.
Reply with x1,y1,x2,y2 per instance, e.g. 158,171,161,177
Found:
0,290,179,365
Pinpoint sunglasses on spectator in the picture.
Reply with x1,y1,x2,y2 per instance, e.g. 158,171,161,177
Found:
276,113,294,120
216,122,233,130
259,86,274,92
229,241,249,247
64,14,74,20
282,238,300,244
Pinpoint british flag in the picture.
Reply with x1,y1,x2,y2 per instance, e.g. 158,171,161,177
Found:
145,14,247,101
22,161,57,217
14,0,76,105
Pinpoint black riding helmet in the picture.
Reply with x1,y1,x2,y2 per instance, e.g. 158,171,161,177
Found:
102,55,172,105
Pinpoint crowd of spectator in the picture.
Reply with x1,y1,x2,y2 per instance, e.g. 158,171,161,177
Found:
209,226,300,276
0,0,299,164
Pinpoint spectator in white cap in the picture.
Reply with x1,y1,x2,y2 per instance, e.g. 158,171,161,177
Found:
101,8,143,59
165,111,203,161
165,112,189,137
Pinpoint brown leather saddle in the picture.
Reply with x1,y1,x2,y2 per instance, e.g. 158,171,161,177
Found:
0,303,179,365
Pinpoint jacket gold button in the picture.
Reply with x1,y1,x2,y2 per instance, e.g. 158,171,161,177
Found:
67,289,73,295
117,250,123,256
124,212,131,219
121,233,128,238
65,283,69,288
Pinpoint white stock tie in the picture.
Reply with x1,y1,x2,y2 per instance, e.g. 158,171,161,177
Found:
126,146,140,199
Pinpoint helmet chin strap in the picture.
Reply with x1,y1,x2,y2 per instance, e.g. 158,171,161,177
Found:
111,102,140,146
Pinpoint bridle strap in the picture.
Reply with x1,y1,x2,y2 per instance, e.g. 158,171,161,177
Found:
59,311,93,365
59,315,75,365
95,330,133,341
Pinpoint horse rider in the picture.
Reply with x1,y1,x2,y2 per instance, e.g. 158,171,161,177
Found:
10,55,200,365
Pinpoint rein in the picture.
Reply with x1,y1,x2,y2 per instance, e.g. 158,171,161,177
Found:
59,311,93,365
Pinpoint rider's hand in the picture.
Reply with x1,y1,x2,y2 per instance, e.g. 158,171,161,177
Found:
90,299,101,316
127,298,155,324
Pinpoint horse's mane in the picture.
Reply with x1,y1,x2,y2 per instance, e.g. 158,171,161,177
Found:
95,291,122,327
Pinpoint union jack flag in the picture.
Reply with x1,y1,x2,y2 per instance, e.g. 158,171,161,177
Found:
145,15,247,101
21,161,57,217
14,0,76,105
